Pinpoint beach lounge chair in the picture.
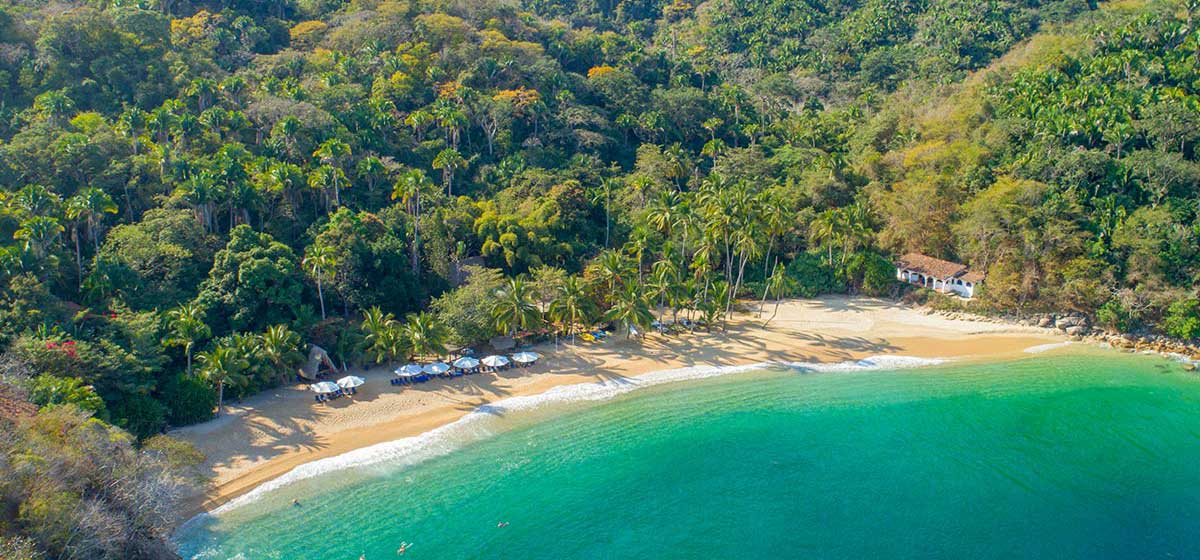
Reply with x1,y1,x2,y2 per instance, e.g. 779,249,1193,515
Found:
580,332,596,342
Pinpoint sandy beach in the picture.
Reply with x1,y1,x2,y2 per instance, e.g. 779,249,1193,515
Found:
172,297,1062,514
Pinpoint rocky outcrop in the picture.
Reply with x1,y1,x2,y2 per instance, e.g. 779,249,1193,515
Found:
926,306,1200,364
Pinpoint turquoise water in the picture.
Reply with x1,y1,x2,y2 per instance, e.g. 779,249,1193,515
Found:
176,351,1200,559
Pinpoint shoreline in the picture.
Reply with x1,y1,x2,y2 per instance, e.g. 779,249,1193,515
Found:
172,297,1064,518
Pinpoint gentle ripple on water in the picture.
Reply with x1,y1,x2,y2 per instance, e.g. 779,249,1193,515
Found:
177,350,1200,560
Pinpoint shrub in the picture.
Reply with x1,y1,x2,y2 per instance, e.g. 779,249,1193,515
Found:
784,252,844,297
158,374,216,427
110,393,167,439
26,375,107,417
1163,299,1200,340
845,252,896,297
1096,299,1134,333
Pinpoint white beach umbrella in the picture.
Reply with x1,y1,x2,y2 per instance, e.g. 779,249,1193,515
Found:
336,376,365,389
395,364,424,377
511,352,540,364
482,355,510,368
423,362,451,375
452,356,480,369
310,381,340,394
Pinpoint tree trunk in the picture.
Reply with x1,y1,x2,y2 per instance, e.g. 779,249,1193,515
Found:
216,381,224,417
317,277,326,319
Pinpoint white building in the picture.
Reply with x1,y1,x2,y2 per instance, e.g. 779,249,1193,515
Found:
896,253,984,299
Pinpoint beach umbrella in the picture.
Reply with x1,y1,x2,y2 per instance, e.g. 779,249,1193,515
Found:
310,381,340,394
395,364,424,377
512,352,540,364
482,355,510,368
452,356,480,369
336,376,365,389
423,362,451,375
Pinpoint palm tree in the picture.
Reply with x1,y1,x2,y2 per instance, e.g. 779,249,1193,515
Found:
809,209,840,268
261,324,303,384
312,138,351,205
197,345,249,417
360,306,401,364
549,276,596,343
403,311,449,360
14,216,64,261
432,148,466,196
491,277,542,338
647,259,679,323
759,261,790,325
64,185,117,256
392,168,432,276
303,244,337,320
605,284,654,339
587,249,631,305
166,302,210,375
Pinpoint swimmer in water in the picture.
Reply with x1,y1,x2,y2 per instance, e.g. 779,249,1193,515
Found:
396,542,412,555
292,499,301,507
497,521,509,528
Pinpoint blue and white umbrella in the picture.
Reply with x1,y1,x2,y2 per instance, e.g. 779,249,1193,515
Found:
423,362,451,375
482,355,511,368
452,356,480,369
395,364,424,377
511,352,540,364
310,381,341,394
336,376,365,389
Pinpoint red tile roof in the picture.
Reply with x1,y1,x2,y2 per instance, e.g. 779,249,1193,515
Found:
897,253,967,279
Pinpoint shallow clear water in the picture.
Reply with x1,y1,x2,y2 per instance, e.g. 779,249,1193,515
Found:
176,351,1200,559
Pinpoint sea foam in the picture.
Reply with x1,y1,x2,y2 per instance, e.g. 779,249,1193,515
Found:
204,355,944,516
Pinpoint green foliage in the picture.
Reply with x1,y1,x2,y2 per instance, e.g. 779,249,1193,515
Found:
785,252,844,298
158,373,217,426
196,225,305,333
1163,299,1200,341
845,251,896,297
431,266,506,345
26,374,106,416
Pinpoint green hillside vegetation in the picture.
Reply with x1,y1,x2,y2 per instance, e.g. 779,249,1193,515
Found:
1,0,1200,554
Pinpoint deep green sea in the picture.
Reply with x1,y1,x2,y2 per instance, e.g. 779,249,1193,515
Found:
175,349,1200,559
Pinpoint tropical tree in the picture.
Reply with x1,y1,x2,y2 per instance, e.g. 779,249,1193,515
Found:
261,324,303,384
432,148,466,196
166,302,210,375
403,311,449,359
549,276,596,342
303,244,337,320
392,168,433,276
491,277,542,337
605,283,654,339
197,344,249,416
760,262,791,325
312,139,351,205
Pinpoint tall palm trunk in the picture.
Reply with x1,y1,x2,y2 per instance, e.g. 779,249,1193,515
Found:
316,276,327,319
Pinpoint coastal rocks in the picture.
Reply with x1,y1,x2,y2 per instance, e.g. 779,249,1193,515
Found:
1064,326,1089,337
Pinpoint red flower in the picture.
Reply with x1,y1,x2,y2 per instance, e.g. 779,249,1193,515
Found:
45,342,57,350
62,340,76,346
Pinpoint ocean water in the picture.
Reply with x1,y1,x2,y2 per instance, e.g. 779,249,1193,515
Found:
176,350,1200,559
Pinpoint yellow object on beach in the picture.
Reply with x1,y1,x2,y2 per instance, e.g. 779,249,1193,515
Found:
580,333,596,342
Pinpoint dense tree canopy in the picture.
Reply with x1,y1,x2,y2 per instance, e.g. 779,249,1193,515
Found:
0,3,1199,553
